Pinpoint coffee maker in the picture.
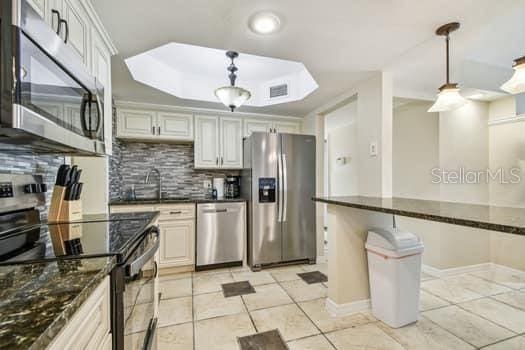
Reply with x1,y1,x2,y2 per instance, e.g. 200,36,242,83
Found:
225,176,241,198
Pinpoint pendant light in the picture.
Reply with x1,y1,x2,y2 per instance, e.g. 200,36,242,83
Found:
428,22,467,113
214,51,251,112
500,56,525,94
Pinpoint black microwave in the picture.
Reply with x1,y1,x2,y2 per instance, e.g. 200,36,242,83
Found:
0,0,106,155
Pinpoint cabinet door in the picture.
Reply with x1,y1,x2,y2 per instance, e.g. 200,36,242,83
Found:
244,119,272,137
91,31,113,153
158,112,194,141
194,115,219,168
61,0,90,67
159,220,195,268
117,109,157,139
27,0,47,18
220,117,243,169
47,0,63,39
274,121,300,134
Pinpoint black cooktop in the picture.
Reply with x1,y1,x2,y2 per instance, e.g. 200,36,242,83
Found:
0,212,159,265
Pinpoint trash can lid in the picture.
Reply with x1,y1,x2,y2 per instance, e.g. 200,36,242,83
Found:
367,228,422,251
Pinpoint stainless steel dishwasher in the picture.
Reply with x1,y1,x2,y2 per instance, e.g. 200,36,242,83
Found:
196,202,246,269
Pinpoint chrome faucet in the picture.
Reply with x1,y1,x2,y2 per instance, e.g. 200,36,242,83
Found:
145,168,162,199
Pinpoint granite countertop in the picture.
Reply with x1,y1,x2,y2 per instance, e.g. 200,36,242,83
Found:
313,196,525,236
109,197,248,206
0,257,115,349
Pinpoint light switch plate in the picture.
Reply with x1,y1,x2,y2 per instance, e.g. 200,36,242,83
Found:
369,142,378,157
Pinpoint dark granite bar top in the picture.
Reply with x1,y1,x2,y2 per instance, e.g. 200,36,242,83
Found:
44,211,160,224
109,197,247,206
0,257,115,349
313,196,525,236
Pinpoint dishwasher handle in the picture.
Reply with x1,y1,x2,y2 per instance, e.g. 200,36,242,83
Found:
202,208,229,213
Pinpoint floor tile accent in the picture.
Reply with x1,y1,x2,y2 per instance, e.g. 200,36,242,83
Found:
193,272,234,295
326,323,405,350
193,292,246,321
157,322,193,350
420,290,451,311
250,304,319,341
238,329,288,350
298,298,375,333
232,270,276,286
491,290,525,310
459,298,525,333
158,297,193,327
422,279,484,304
423,305,515,348
194,313,256,350
280,279,327,302
302,263,328,275
298,271,328,284
287,335,335,350
482,335,525,350
159,277,192,300
241,283,293,311
377,316,475,350
222,281,256,298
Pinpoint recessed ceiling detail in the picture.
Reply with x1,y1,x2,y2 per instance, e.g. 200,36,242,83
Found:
125,42,318,108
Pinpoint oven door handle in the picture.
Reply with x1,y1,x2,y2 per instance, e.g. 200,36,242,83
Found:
126,232,159,277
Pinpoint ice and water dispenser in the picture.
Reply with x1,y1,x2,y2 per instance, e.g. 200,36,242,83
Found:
258,178,276,203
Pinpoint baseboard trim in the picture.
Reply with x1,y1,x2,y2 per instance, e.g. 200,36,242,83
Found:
421,262,521,279
490,263,525,276
325,297,370,317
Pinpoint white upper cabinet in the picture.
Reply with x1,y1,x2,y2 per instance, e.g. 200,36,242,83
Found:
157,112,194,141
220,117,243,169
117,108,194,142
194,115,220,168
195,115,242,169
243,118,301,137
274,120,300,134
117,109,157,139
244,119,272,137
59,0,91,67
27,0,47,18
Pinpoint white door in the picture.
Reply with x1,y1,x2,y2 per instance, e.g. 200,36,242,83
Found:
117,109,157,139
194,115,219,168
91,31,112,154
159,220,195,268
244,119,272,137
61,0,90,67
220,117,243,169
274,121,300,134
157,112,193,141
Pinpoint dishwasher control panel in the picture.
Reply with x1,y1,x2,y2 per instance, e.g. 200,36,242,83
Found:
258,178,276,203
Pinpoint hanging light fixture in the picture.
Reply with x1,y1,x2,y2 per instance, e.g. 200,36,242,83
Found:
428,22,467,113
501,56,525,94
214,51,251,112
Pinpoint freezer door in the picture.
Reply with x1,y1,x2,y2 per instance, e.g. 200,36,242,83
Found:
281,134,316,262
249,132,282,266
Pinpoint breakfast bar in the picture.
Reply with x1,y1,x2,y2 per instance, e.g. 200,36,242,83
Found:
313,196,525,314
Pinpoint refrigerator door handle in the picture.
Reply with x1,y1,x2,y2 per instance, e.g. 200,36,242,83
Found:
282,153,288,222
277,152,283,222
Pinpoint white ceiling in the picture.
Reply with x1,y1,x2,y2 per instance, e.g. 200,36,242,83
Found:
91,0,525,117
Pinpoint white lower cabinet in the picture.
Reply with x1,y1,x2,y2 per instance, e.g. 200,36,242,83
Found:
47,276,111,350
110,204,196,270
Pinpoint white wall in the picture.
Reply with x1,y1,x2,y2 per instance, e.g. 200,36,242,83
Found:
327,123,359,196
393,101,440,200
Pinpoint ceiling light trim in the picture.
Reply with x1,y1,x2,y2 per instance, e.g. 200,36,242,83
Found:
248,11,282,35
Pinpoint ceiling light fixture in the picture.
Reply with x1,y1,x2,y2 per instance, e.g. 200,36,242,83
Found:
248,11,281,35
214,51,251,112
428,22,467,113
501,56,525,94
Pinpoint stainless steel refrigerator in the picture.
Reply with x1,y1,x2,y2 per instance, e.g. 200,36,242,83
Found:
242,132,316,270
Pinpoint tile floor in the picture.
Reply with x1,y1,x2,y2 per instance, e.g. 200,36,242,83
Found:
140,264,525,350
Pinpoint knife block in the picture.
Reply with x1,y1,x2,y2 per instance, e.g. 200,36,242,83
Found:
48,185,83,223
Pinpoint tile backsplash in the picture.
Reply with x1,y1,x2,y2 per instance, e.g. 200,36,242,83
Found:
109,140,240,200
0,153,66,216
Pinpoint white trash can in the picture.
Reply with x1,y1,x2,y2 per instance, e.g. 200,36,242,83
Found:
365,227,424,328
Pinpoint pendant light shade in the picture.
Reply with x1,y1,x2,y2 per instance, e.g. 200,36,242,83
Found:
501,56,525,95
428,22,467,113
215,51,251,112
428,83,467,112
